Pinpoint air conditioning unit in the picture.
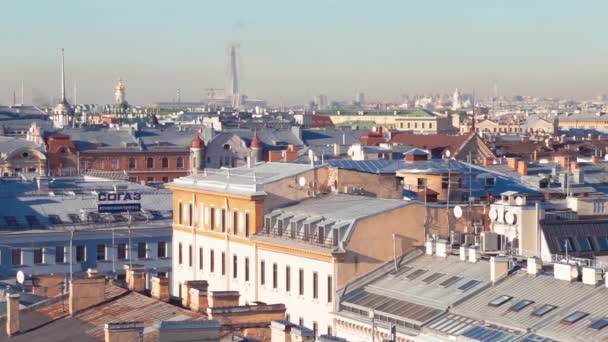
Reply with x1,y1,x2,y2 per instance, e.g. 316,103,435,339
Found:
481,231,499,251
464,234,476,246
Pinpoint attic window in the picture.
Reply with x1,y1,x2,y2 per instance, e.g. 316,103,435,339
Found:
590,318,608,330
223,144,231,150
532,304,557,317
21,152,29,158
488,295,512,307
485,177,496,186
510,299,534,312
562,311,589,324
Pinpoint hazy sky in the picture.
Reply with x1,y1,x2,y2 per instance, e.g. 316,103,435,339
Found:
2,0,608,106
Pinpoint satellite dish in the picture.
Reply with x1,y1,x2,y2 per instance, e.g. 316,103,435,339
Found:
445,149,451,158
489,208,498,221
16,270,25,284
453,205,463,218
298,176,307,187
505,211,517,225
515,197,524,206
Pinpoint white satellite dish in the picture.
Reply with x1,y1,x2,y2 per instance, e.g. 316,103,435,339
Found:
445,149,451,158
298,176,307,187
453,205,463,218
515,197,524,206
489,208,498,221
16,270,25,284
505,211,517,225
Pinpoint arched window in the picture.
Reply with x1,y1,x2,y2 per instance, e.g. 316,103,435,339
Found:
161,157,168,168
176,157,184,169
128,158,136,169
147,157,154,169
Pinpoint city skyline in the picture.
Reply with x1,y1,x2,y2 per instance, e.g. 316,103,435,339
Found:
3,0,608,105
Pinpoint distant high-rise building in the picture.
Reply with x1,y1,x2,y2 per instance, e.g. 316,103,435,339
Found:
355,91,365,105
315,94,328,110
114,78,127,106
227,44,240,107
452,88,462,110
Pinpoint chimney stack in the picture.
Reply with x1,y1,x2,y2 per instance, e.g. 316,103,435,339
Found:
290,325,315,342
69,276,106,315
507,158,519,170
592,155,601,164
554,263,578,282
181,280,208,308
582,267,603,286
459,245,468,261
207,291,240,308
468,246,480,263
189,288,209,313
104,322,144,342
425,240,434,256
570,162,580,173
435,239,451,258
517,161,528,176
158,320,221,342
271,320,295,342
527,257,542,276
5,293,20,336
127,269,146,293
490,256,510,283
483,157,494,166
151,276,170,302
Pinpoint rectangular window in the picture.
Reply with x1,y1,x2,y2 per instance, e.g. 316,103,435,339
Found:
138,242,147,259
221,252,226,275
188,203,193,226
291,222,296,239
55,246,66,263
96,244,106,261
158,241,167,258
313,322,318,338
578,237,593,252
272,263,278,289
260,260,265,285
111,159,119,169
597,237,608,251
178,202,183,225
559,238,575,252
327,326,333,336
245,213,250,237
590,318,608,330
11,248,21,266
199,247,203,270
188,245,193,267
245,257,250,281
117,243,127,260
221,209,226,232
233,255,238,279
299,269,304,295
327,276,333,303
178,243,183,265
233,210,239,235
34,248,43,264
210,250,215,273
210,207,215,230
76,245,86,263
286,266,291,292
313,272,318,299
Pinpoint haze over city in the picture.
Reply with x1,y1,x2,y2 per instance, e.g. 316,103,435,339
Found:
3,0,608,105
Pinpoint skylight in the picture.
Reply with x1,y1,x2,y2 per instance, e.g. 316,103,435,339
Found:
405,269,427,280
422,272,444,284
511,299,534,312
458,280,481,291
590,318,608,330
577,237,593,252
562,311,589,324
532,304,557,317
489,295,512,307
597,237,608,251
439,276,462,288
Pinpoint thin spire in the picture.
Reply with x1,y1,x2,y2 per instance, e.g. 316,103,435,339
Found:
61,48,66,102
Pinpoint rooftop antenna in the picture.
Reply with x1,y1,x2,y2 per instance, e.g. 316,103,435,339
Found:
60,48,66,103
177,88,181,103
21,81,24,105
73,81,77,105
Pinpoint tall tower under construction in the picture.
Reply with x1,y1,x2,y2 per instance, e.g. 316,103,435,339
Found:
227,44,240,108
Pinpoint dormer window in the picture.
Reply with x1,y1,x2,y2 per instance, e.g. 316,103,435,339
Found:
485,177,496,186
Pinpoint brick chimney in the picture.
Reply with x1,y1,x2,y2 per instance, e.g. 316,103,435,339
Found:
507,158,519,170
158,320,221,342
181,280,208,308
189,288,209,313
517,161,528,176
104,322,144,342
483,157,494,166
151,276,170,302
290,325,315,342
271,320,295,342
570,161,579,173
5,293,20,336
207,291,240,308
592,155,601,164
127,269,146,293
69,276,106,315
